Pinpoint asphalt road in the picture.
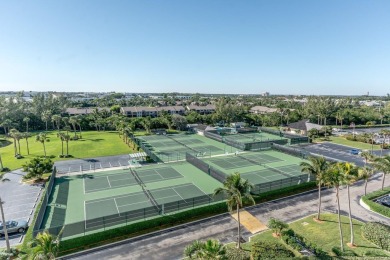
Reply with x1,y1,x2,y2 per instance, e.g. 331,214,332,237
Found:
65,172,390,260
0,170,43,247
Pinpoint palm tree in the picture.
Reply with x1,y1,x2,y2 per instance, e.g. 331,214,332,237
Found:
58,133,65,156
36,132,48,157
23,117,30,133
23,132,32,155
31,230,62,259
75,115,82,138
214,172,255,249
373,155,390,190
9,128,20,156
0,197,11,253
324,163,345,252
69,116,77,137
63,134,71,156
41,110,51,131
141,117,151,134
0,119,12,136
360,151,372,166
300,156,328,220
51,115,62,134
338,162,358,246
336,112,344,130
359,166,375,196
62,117,70,134
184,239,226,259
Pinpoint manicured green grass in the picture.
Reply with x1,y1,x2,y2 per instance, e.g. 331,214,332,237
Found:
247,213,389,257
316,136,381,150
0,131,136,170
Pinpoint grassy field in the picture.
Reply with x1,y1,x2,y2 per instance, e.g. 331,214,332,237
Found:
245,213,389,257
316,136,381,150
0,131,136,170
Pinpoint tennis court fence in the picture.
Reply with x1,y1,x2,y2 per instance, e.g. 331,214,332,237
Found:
33,167,57,237
34,193,224,239
204,130,223,142
186,152,226,182
251,174,312,194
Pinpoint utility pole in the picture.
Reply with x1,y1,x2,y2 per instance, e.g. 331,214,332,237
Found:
0,197,11,253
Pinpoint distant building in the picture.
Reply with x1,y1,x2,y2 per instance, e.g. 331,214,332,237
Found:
287,119,322,135
261,92,270,96
249,106,278,114
121,106,185,117
186,104,216,115
65,107,109,115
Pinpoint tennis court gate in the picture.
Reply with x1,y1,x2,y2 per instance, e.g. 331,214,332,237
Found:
35,193,224,239
33,167,57,237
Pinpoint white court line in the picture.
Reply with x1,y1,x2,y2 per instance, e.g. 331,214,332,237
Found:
172,189,187,202
116,199,152,208
84,201,87,230
190,183,211,199
106,176,112,188
153,169,164,180
114,198,120,214
85,193,140,205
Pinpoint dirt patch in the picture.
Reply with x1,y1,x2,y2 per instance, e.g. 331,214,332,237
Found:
313,217,324,223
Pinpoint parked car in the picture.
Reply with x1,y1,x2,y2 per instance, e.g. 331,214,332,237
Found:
0,220,28,236
350,149,361,155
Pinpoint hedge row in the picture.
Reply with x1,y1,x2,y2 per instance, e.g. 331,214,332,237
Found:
362,222,390,251
282,229,327,257
59,182,317,254
361,187,390,218
251,241,294,259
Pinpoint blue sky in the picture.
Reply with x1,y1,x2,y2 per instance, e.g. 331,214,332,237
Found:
1,1,389,95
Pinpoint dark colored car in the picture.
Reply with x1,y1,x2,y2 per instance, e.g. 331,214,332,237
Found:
350,149,361,155
0,220,28,236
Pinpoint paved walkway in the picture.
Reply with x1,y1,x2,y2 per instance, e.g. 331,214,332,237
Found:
65,173,389,260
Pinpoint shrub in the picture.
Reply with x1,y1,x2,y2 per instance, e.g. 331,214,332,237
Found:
267,218,288,236
0,248,19,260
331,246,356,257
251,241,294,259
282,229,327,257
22,157,54,180
362,222,390,251
225,247,250,260
361,188,390,218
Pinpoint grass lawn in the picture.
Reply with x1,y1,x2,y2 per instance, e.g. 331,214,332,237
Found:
0,131,137,170
246,213,389,257
316,136,382,150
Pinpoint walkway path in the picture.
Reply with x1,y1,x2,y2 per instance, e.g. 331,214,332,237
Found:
65,173,389,260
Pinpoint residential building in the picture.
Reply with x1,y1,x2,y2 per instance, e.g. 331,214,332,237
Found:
249,106,278,114
186,104,216,115
65,107,109,116
121,106,186,117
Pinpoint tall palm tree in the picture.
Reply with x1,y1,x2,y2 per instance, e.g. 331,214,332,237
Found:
300,156,328,220
75,115,82,138
0,119,12,136
214,172,255,249
9,128,19,156
360,151,372,166
41,110,51,131
69,116,77,137
63,134,71,156
338,162,358,246
184,239,226,259
36,132,48,157
51,114,62,134
324,163,345,252
58,133,65,156
373,155,390,190
336,113,344,130
141,117,151,134
23,117,30,133
23,132,32,155
31,230,62,260
62,117,70,134
359,166,375,196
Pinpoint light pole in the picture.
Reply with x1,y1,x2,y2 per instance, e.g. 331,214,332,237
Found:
0,197,10,253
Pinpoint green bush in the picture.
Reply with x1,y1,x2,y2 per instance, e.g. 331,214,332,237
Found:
22,157,54,179
361,188,390,218
331,246,356,257
362,222,390,251
267,218,289,236
251,241,294,259
225,247,250,260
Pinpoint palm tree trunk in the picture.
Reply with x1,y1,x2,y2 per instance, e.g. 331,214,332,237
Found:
0,198,11,253
382,173,386,190
66,141,69,156
17,140,21,155
13,138,17,156
365,180,368,196
26,122,29,133
46,121,48,131
347,185,354,245
43,143,46,157
26,139,30,155
237,204,241,249
0,155,3,170
61,141,64,156
317,183,321,220
336,187,344,252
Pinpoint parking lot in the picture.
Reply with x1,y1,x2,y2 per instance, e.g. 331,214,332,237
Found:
301,142,366,166
0,170,43,247
55,154,131,174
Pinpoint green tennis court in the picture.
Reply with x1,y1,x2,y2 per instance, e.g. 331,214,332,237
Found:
84,166,184,193
207,152,283,170
225,132,286,144
241,164,305,185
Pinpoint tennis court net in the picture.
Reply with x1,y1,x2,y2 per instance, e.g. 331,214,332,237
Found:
166,135,199,153
142,186,160,213
130,168,144,187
